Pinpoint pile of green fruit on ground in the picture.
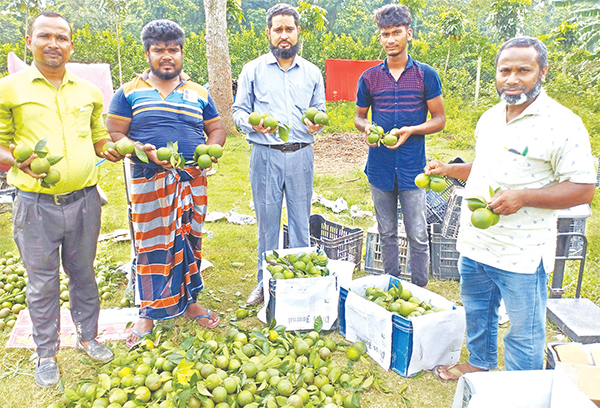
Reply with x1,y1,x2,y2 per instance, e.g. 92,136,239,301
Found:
47,323,382,408
265,251,330,280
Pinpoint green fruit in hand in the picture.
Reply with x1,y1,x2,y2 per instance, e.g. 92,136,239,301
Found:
197,154,213,169
471,207,495,229
156,147,171,161
263,116,278,130
429,176,447,193
13,144,33,162
305,107,319,122
466,196,488,211
102,141,116,153
313,112,329,125
208,144,223,159
414,173,430,189
30,157,50,175
382,134,398,146
43,168,61,185
490,210,500,226
116,138,134,155
367,133,380,144
248,111,262,126
195,144,209,157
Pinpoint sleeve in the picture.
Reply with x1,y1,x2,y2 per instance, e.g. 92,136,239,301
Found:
423,65,443,101
310,69,326,112
0,81,14,147
552,114,596,184
90,85,109,144
232,64,256,134
107,87,133,122
203,93,220,123
355,73,372,108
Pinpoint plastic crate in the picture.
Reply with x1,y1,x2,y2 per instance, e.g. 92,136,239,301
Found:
283,214,363,269
440,187,464,239
339,276,463,377
562,217,587,257
430,223,460,280
363,222,410,280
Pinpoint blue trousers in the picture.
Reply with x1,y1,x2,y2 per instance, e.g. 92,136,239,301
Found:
459,256,548,371
249,143,314,282
370,184,429,286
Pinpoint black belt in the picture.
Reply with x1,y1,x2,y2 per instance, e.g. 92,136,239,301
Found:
17,185,95,206
265,143,310,153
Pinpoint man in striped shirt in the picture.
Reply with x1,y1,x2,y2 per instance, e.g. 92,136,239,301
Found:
106,20,226,346
355,4,446,287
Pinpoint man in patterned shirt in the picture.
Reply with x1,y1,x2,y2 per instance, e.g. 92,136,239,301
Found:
427,37,596,380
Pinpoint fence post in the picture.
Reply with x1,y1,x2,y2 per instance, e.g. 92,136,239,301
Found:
474,55,482,106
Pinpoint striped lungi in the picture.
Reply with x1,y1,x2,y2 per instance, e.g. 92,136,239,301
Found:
130,165,207,320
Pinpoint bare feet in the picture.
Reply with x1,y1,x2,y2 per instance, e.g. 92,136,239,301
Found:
184,303,220,328
433,362,486,382
126,318,154,347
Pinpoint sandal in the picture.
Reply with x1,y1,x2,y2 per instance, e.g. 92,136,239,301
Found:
432,363,487,382
191,309,220,328
126,320,154,348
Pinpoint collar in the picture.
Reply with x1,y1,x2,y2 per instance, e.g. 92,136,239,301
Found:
29,63,74,85
381,54,414,73
502,88,549,123
139,68,189,84
266,51,301,70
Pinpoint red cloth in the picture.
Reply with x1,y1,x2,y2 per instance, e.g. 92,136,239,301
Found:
325,59,383,102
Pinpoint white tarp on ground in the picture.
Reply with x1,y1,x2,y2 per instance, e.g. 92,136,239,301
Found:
7,52,114,114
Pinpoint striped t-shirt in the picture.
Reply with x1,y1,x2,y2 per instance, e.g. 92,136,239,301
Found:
108,70,220,167
356,56,442,191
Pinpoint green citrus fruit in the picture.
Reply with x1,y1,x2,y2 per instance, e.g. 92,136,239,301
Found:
287,395,304,408
212,386,227,403
305,107,319,122
429,176,447,193
208,144,223,159
237,390,253,406
399,302,417,317
248,112,262,126
206,373,222,390
318,347,331,360
263,116,278,130
30,157,50,175
490,210,500,226
102,142,116,153
108,388,128,405
352,341,367,355
414,173,430,189
277,379,293,396
382,134,398,146
347,347,360,361
116,139,134,155
13,145,33,162
156,147,171,161
243,362,257,378
400,289,412,301
471,207,494,229
466,196,488,211
223,377,238,394
313,112,329,125
367,133,380,144
321,383,335,397
197,154,213,169
134,386,151,403
43,168,61,184
195,144,209,157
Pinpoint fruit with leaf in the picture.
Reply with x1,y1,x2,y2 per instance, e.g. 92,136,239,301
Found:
465,186,502,229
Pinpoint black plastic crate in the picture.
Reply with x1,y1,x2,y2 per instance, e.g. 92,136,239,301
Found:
283,214,363,269
430,223,460,281
363,223,410,280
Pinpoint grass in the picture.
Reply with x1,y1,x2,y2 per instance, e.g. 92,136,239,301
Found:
0,101,598,408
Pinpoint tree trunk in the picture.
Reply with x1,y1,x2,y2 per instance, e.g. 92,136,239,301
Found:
444,47,450,73
204,0,237,135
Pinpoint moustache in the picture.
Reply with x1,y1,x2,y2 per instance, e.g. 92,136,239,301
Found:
499,85,526,93
43,48,63,57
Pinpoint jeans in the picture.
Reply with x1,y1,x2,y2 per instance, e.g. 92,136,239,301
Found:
459,256,548,371
250,143,314,283
369,184,429,286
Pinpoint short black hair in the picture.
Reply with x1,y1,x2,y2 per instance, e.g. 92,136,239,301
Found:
374,4,411,30
496,36,548,69
28,11,72,39
141,20,185,52
266,3,300,29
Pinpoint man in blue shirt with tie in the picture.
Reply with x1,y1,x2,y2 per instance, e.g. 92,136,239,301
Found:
355,4,446,287
233,3,326,305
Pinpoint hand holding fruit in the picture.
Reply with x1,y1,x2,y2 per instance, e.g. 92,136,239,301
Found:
11,139,63,187
9,143,42,179
488,189,524,216
248,111,278,134
414,173,447,193
466,193,500,229
301,107,328,134
195,143,224,169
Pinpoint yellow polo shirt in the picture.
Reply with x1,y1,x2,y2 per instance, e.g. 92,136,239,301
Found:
0,64,109,194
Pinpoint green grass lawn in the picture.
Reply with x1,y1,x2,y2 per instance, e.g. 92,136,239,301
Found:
0,102,598,407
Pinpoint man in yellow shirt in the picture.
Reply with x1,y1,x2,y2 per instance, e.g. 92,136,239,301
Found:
0,12,118,387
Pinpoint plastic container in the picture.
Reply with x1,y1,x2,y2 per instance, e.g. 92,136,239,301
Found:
363,222,410,280
564,217,587,257
441,187,464,239
283,214,363,269
430,223,460,281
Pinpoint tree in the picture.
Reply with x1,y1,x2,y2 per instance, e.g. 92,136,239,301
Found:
488,0,531,41
100,0,128,85
7,0,44,62
204,0,237,134
554,0,600,54
438,8,465,72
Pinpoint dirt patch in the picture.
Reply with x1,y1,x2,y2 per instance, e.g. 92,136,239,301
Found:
313,132,368,175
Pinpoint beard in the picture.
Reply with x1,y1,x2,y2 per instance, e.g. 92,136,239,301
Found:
498,73,543,105
151,63,182,80
42,48,64,68
269,41,299,60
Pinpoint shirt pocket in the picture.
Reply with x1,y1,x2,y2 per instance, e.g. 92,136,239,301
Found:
75,104,94,137
292,83,314,111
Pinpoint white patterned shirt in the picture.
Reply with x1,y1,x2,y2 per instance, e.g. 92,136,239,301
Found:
457,89,596,274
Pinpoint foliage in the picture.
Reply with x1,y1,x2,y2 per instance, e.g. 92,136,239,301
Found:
297,1,328,39
488,0,532,41
324,101,359,133
553,0,600,54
